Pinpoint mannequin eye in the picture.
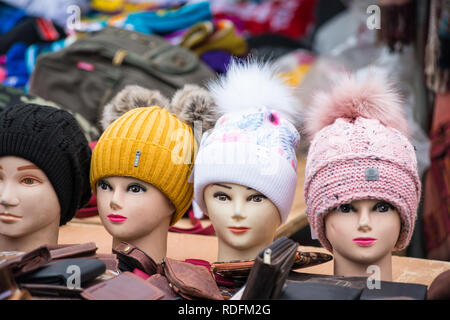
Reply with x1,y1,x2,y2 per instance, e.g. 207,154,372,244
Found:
248,194,266,202
127,183,146,193
213,192,230,201
21,177,40,185
336,204,353,213
373,201,395,213
97,180,111,191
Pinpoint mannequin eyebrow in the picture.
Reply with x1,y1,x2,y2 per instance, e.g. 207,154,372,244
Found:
17,165,40,171
213,183,232,189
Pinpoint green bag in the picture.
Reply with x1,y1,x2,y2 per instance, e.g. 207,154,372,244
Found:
0,84,100,142
29,27,216,130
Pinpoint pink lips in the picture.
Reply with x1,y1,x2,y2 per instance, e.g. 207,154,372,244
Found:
228,226,250,234
107,214,127,223
353,237,377,246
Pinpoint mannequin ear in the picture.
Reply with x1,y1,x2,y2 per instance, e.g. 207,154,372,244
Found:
169,84,219,133
100,85,170,131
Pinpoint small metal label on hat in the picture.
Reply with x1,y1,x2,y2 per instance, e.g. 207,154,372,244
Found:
365,168,379,181
134,150,141,167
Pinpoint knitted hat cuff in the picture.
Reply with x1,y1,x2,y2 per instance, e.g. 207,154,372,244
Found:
305,158,419,251
0,132,74,225
194,142,298,223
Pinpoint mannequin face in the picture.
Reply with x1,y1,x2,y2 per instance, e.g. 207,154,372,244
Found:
0,156,60,239
96,176,175,242
204,183,281,255
324,199,401,266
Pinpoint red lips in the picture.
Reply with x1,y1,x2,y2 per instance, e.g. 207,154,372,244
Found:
353,237,377,246
228,226,250,234
107,214,127,223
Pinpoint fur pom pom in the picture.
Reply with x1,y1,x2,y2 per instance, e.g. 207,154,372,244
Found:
100,85,170,131
169,84,218,132
207,58,301,129
304,68,409,140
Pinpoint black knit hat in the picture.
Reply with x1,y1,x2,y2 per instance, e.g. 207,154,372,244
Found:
0,103,92,225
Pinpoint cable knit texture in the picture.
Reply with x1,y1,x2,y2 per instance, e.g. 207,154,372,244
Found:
304,69,421,251
0,103,92,225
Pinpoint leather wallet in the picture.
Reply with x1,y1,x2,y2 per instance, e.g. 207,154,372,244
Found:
146,274,180,300
161,257,224,300
277,280,362,300
81,271,165,300
3,246,51,278
113,242,159,275
241,236,299,300
211,250,332,281
49,242,98,260
17,258,106,286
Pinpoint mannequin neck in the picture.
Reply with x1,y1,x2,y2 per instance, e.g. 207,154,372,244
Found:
0,222,59,252
332,250,393,281
112,222,169,264
217,238,273,262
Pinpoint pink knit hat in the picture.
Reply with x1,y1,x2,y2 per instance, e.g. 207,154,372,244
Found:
304,69,421,252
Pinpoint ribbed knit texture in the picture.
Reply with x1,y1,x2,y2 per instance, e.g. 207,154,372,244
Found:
90,107,196,225
0,103,92,225
304,117,421,251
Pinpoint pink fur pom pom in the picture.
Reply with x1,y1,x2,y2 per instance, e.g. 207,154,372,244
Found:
304,68,410,140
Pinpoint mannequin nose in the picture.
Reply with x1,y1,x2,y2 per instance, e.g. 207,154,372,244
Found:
358,210,372,232
0,182,20,207
232,200,246,221
109,190,123,211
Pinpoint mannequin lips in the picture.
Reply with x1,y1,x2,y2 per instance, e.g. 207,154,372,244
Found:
0,212,22,222
228,226,250,234
107,214,127,223
353,237,377,246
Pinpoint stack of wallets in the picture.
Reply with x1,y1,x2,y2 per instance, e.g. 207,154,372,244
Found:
277,272,428,300
0,242,118,300
82,242,224,300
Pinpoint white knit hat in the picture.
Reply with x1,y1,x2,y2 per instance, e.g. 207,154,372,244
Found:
192,60,301,223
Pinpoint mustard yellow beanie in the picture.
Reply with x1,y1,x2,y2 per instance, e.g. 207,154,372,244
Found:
90,106,197,225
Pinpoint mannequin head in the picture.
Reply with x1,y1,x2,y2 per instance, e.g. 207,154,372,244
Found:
204,183,281,261
304,69,421,280
0,104,91,252
96,176,175,246
324,199,401,279
91,86,199,261
194,60,301,262
0,156,60,249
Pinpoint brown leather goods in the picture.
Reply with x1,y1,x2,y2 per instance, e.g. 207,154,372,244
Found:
112,242,159,275
49,243,118,272
146,274,179,300
48,242,98,260
2,246,51,278
211,250,332,280
292,251,333,269
81,271,165,300
161,257,223,300
426,269,450,300
241,237,299,300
